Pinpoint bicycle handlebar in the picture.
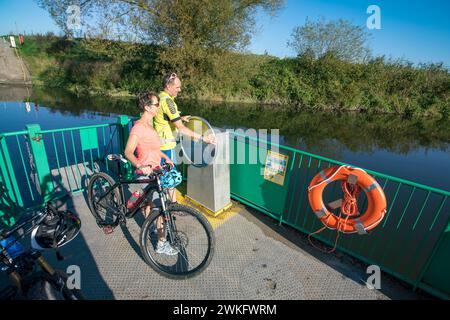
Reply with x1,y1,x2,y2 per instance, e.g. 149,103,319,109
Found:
152,163,173,175
107,154,173,177
135,163,173,177
0,210,45,241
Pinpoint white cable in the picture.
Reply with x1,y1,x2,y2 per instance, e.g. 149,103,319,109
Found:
308,165,345,192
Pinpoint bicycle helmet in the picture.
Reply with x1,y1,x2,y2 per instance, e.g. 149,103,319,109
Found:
160,169,183,189
31,210,81,250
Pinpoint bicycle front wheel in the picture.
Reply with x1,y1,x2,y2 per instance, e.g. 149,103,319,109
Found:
139,204,215,279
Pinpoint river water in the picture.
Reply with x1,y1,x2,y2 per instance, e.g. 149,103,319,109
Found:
0,85,449,191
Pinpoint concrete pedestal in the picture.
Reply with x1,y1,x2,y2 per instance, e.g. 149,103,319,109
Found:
186,131,231,215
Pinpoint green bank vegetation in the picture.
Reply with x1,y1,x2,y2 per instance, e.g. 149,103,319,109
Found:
19,33,449,118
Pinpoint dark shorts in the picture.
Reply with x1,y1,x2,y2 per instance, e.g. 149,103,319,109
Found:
161,148,177,165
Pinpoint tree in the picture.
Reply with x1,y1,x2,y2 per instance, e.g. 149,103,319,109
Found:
36,0,97,38
36,0,285,81
288,17,371,62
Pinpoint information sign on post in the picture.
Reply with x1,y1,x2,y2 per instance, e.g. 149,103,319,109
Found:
264,150,289,186
9,36,16,48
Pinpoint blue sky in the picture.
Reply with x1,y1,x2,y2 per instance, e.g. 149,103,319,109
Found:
0,0,59,35
1,0,449,65
250,0,450,65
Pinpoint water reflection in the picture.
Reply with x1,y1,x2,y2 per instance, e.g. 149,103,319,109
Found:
1,85,449,190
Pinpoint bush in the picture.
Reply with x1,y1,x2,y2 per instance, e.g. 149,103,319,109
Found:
251,53,449,116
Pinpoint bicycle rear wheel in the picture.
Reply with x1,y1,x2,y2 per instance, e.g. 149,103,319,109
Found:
87,172,122,226
139,204,215,279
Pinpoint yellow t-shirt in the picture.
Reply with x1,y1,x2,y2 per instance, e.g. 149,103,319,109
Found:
154,91,181,150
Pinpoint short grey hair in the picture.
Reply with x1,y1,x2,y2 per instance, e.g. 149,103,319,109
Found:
162,72,178,89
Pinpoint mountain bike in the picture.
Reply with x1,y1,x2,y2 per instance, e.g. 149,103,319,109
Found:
87,154,215,279
0,194,83,300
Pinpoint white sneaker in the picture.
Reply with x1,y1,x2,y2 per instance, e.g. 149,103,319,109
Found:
156,240,179,256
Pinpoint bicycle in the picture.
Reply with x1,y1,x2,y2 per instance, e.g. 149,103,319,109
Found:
87,154,215,279
0,194,83,300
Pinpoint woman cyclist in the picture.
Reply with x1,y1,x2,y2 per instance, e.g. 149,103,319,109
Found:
124,91,178,255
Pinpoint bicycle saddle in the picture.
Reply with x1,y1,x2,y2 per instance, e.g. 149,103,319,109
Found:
107,154,128,163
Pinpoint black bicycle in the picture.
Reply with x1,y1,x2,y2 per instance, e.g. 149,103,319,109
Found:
87,154,215,279
0,194,83,300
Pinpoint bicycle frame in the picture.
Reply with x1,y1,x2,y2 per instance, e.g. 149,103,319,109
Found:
93,159,181,247
96,175,172,227
90,162,215,278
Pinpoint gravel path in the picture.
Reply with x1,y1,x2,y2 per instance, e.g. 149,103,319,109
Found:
0,38,31,85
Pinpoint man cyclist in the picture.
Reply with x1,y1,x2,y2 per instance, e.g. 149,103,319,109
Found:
154,73,216,203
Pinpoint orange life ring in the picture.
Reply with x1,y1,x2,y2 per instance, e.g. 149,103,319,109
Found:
307,165,387,235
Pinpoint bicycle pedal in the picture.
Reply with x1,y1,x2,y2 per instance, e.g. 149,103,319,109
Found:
102,226,114,234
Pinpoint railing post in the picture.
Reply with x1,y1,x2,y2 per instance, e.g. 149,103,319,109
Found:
116,116,133,178
117,115,130,154
0,135,23,226
26,124,54,200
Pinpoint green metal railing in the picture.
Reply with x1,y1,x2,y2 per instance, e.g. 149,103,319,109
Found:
229,132,450,299
1,117,449,299
0,119,124,225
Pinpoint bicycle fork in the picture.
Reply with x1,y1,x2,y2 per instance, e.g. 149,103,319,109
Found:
158,189,178,244
6,252,56,295
7,270,22,291
35,253,56,276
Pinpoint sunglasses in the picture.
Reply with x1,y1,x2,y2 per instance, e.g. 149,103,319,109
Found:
169,73,177,81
